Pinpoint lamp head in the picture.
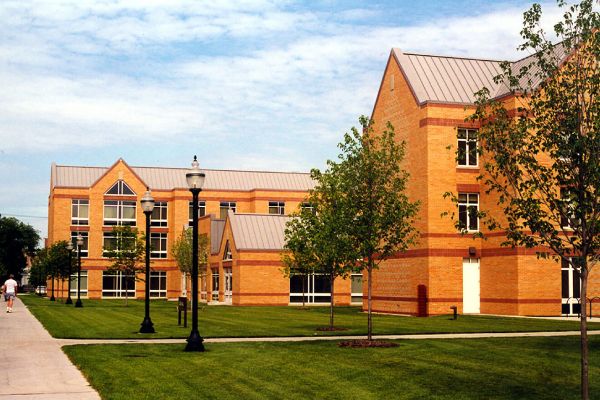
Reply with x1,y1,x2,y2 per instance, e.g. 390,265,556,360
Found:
76,234,84,247
186,155,206,189
141,187,155,213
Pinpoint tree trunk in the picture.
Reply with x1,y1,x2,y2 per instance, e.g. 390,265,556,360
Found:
329,272,335,329
581,265,589,400
367,256,373,341
302,272,306,308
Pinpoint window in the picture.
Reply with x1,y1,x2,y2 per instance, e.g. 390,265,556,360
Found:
269,201,285,215
562,258,582,315
102,232,136,257
458,193,479,232
103,200,136,226
211,268,219,301
458,128,478,167
560,188,578,229
301,202,314,214
188,201,206,225
220,201,236,219
69,270,88,297
106,180,135,196
151,201,168,227
289,273,331,304
102,271,135,298
71,199,89,225
351,273,363,304
150,233,168,259
150,271,167,298
70,232,89,258
223,240,232,260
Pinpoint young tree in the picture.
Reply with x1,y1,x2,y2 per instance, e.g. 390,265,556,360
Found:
0,216,40,280
46,241,73,301
29,248,48,295
283,170,356,328
466,2,599,398
104,226,145,306
336,116,420,341
171,227,209,298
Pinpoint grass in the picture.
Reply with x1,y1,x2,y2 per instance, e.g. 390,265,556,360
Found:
64,336,600,399
21,294,600,339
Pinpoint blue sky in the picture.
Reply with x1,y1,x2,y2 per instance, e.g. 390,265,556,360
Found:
0,0,563,240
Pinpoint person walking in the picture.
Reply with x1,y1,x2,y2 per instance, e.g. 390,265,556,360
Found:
3,274,18,313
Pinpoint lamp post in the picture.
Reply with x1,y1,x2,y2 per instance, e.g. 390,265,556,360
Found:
140,187,155,333
66,241,73,305
185,155,205,352
75,234,84,308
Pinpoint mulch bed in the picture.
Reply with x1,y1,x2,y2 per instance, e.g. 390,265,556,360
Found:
338,340,399,348
316,326,349,332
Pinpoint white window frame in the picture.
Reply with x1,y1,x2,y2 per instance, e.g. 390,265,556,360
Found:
268,201,285,215
350,273,363,305
219,201,236,219
289,273,331,304
457,128,478,167
188,201,206,225
71,199,89,226
71,232,89,258
150,271,167,298
102,271,136,298
105,180,135,196
151,201,168,227
103,200,137,226
69,270,88,297
150,232,168,259
562,257,582,316
458,193,479,232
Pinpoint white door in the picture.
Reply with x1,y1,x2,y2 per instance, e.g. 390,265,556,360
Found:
224,268,232,304
463,258,480,313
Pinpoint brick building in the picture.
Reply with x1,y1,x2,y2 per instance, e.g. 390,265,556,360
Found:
47,158,356,304
367,48,600,316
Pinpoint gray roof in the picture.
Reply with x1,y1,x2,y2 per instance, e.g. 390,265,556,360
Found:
392,42,569,105
228,211,291,251
51,161,315,192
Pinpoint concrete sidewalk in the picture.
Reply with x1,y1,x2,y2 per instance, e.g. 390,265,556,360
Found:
0,297,100,400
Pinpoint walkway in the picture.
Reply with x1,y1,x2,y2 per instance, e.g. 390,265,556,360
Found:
0,297,100,400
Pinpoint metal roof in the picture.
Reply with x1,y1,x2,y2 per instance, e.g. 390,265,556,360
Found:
51,162,314,192
392,43,570,105
228,211,291,251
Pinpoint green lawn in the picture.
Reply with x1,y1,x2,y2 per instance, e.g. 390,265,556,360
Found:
21,294,599,339
64,336,600,399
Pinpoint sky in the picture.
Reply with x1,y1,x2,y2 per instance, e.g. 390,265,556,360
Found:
0,0,565,240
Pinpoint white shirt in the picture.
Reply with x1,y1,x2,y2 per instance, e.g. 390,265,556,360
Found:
4,279,17,294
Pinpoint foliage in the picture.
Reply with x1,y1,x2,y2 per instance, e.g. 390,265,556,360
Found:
0,216,40,280
29,248,48,290
46,240,73,280
333,116,420,340
463,1,599,398
171,228,209,274
104,226,145,305
283,169,356,325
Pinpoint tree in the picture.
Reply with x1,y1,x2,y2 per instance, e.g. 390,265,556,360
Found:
465,1,599,398
171,227,209,297
0,216,40,280
283,169,356,328
29,248,48,295
45,241,73,300
335,116,420,340
104,226,145,306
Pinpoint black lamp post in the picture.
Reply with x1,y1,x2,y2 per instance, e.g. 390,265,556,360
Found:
185,155,206,352
75,234,84,308
140,187,155,334
66,241,73,305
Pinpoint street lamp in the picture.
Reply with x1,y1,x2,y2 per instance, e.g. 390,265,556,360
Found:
75,234,84,308
185,155,206,352
66,240,73,305
139,187,155,334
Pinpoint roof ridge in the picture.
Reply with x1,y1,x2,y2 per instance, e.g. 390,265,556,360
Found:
233,212,291,217
402,51,505,63
58,164,310,175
